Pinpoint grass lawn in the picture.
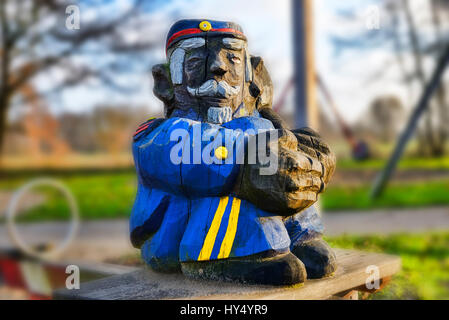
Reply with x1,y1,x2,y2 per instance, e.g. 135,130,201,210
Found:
337,156,449,170
0,172,137,221
321,179,449,211
325,231,449,300
1,171,449,220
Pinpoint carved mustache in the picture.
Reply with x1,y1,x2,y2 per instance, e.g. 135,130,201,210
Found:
187,80,240,99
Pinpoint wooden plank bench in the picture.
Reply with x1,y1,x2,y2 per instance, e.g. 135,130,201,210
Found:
54,249,401,300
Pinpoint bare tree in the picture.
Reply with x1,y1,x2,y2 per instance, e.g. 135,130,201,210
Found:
367,95,405,142
400,0,449,156
91,104,150,154
329,1,449,156
401,0,436,156
0,0,155,154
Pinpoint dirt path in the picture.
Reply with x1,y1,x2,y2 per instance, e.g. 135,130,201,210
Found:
0,220,137,263
322,206,449,236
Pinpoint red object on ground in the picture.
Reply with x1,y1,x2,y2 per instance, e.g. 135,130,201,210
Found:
0,259,26,288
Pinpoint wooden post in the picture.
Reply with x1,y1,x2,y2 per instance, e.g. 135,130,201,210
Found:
292,0,318,130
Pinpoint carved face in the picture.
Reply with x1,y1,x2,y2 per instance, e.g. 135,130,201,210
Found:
152,35,273,122
168,36,250,121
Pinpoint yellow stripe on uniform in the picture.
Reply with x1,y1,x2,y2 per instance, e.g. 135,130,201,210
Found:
217,198,241,259
197,196,229,261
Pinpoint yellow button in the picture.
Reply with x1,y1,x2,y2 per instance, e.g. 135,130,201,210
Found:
214,146,228,160
199,20,212,31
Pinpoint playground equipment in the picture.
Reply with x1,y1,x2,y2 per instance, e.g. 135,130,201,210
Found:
316,75,370,160
0,178,136,299
0,178,79,298
273,74,370,160
6,178,80,260
371,44,449,198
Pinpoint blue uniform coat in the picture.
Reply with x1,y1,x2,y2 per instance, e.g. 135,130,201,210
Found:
130,115,323,270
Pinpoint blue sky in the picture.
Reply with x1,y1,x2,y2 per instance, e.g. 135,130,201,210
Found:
29,0,447,125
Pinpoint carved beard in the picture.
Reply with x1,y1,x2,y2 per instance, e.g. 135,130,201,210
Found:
206,106,233,124
186,79,240,99
185,80,240,124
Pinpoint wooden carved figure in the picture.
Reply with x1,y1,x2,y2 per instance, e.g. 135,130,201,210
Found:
130,19,337,285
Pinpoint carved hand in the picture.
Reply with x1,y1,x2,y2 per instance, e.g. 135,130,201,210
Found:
235,128,336,216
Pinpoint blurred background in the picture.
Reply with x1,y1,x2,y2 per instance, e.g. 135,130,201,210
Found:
0,0,448,299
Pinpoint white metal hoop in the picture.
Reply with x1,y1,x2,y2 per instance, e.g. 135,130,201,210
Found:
6,178,80,260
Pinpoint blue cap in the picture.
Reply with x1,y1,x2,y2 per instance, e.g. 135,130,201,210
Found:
166,19,246,52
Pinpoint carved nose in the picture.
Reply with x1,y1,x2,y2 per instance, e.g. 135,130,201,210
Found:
210,58,227,76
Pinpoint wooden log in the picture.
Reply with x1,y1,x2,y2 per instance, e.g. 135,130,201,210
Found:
54,249,401,300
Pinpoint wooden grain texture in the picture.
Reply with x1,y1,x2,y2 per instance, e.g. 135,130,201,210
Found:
54,249,401,300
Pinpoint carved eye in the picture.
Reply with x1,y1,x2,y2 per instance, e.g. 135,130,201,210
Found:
231,56,241,64
187,57,201,64
228,53,241,64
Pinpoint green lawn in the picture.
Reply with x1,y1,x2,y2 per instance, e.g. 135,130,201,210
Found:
337,156,449,170
1,170,449,221
0,172,137,221
321,179,449,211
325,232,449,300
